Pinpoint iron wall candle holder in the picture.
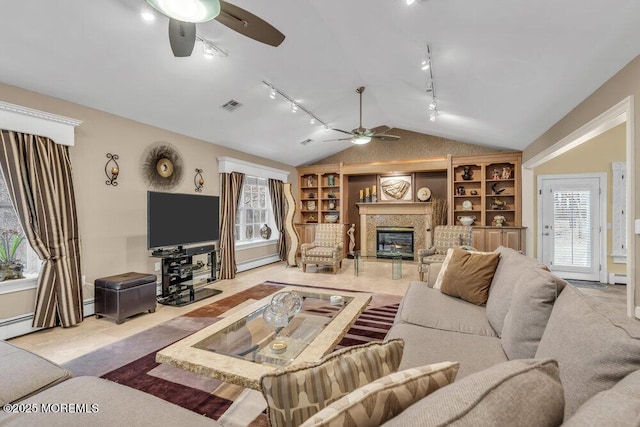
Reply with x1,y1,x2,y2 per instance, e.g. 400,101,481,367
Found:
105,153,119,186
194,168,204,192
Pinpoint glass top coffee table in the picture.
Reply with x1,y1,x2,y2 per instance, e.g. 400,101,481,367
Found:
156,286,372,390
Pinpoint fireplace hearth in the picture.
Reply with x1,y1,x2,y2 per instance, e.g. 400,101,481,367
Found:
376,226,414,260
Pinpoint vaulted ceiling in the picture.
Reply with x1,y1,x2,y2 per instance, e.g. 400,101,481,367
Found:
1,1,639,166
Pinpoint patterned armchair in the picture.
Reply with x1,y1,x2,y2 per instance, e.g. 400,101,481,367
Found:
301,223,345,274
417,225,474,281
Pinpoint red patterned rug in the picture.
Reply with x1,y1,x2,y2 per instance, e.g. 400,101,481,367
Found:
64,281,401,426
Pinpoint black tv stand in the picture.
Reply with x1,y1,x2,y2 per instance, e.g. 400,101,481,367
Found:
151,246,221,307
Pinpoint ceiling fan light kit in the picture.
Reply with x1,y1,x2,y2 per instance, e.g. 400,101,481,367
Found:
146,0,221,23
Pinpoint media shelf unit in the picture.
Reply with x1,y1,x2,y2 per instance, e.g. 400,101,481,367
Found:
151,246,221,307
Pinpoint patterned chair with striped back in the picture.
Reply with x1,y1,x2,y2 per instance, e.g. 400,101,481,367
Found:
417,225,474,281
301,223,345,274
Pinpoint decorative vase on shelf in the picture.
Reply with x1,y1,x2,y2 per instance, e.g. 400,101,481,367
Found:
328,174,335,186
260,224,272,239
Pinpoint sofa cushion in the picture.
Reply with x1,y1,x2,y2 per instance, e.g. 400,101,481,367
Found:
260,339,404,427
486,246,550,336
398,281,497,337
535,284,640,419
563,368,640,427
0,376,219,426
0,340,73,406
385,323,507,379
381,359,564,427
500,268,562,359
439,248,500,305
300,362,459,427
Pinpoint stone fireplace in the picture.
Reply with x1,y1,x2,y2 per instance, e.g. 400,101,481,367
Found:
357,203,432,260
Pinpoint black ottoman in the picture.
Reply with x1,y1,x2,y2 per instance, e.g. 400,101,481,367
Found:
95,272,157,324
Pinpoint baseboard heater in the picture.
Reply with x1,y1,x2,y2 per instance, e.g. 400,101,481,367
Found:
0,298,95,340
608,273,627,285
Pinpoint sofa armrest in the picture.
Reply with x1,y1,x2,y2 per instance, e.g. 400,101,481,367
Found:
301,243,315,255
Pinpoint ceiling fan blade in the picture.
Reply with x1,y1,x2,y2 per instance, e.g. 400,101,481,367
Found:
323,137,354,142
216,1,285,47
168,19,196,57
372,125,391,134
372,134,401,141
331,128,354,135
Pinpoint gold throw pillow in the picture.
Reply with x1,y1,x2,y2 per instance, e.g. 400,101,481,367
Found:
439,247,500,305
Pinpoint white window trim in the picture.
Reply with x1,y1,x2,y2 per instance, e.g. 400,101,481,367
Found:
611,162,627,263
0,101,82,146
236,176,280,245
217,156,289,182
0,273,38,295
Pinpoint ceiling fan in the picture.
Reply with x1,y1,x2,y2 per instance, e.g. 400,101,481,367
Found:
145,0,285,57
327,86,401,145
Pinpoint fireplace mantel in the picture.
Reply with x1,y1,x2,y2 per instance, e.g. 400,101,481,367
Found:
356,203,433,259
356,203,432,215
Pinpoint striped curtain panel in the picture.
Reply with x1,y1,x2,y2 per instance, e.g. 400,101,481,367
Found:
219,171,244,279
268,178,287,261
0,131,83,328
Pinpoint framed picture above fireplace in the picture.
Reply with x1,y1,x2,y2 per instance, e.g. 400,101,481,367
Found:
378,174,414,202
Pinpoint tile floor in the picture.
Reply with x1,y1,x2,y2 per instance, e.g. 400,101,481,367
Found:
8,258,630,364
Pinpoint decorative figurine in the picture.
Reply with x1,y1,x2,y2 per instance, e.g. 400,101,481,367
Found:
307,175,313,187
493,215,506,227
457,186,465,195
492,168,501,180
462,166,473,181
347,224,356,254
502,166,511,180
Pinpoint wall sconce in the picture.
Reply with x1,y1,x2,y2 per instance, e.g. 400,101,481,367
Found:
105,153,120,186
194,168,204,192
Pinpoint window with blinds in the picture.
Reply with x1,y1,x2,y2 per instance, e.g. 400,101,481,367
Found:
552,190,591,268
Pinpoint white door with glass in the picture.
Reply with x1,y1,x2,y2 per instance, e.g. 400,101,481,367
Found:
539,175,604,281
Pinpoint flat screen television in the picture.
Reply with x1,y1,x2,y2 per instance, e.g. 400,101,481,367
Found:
147,191,220,249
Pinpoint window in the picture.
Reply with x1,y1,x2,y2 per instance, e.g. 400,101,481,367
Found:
235,176,278,243
0,171,41,279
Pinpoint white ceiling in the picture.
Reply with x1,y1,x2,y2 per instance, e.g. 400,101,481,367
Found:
1,1,639,166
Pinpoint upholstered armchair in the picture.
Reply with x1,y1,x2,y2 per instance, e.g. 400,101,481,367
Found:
301,223,345,274
418,225,474,281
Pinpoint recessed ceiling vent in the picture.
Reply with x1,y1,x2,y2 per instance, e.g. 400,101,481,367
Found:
300,138,313,146
220,99,242,111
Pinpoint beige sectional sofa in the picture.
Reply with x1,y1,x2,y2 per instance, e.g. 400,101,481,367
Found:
385,246,640,425
0,340,220,426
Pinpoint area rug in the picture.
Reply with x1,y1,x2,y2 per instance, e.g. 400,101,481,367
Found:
63,281,401,426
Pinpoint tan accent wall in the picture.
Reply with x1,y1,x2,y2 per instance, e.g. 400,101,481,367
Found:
533,124,626,275
313,128,508,165
0,82,296,320
524,54,639,307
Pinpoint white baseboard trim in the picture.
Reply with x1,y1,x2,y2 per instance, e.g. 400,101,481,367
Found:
635,306,640,320
237,255,282,273
608,273,628,285
0,298,95,340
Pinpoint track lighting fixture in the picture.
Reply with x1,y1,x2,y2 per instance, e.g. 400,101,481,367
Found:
429,110,438,122
195,34,228,59
263,80,331,129
423,43,439,122
428,97,437,110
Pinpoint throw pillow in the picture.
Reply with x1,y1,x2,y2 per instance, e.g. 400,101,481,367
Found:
500,268,563,359
535,285,640,419
382,359,564,427
439,247,500,305
299,361,459,427
260,339,404,427
433,248,454,289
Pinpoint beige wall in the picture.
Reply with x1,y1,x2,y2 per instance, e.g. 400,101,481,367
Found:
533,124,626,275
524,54,639,308
0,82,296,319
314,128,507,165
